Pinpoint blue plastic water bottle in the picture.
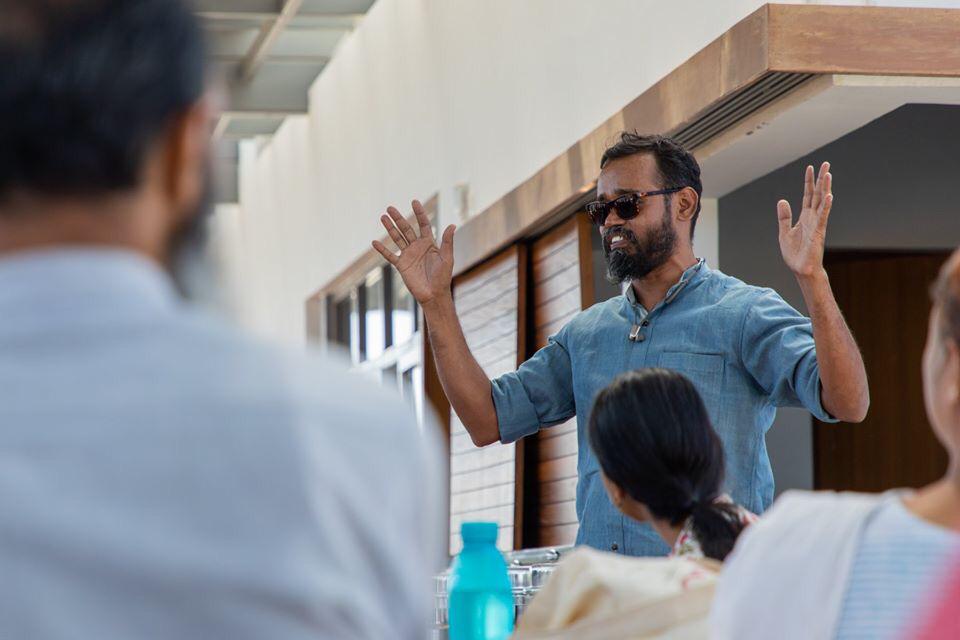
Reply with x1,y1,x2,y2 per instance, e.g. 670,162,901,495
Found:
448,522,515,640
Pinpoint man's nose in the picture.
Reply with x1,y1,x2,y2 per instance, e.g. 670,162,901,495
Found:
603,211,625,231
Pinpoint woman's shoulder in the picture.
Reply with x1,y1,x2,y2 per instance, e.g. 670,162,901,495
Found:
734,490,885,556
762,489,886,524
711,491,889,639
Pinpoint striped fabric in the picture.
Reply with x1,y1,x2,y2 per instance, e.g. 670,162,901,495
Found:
835,499,960,640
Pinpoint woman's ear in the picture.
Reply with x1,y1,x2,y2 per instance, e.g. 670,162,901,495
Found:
600,472,625,508
947,340,960,413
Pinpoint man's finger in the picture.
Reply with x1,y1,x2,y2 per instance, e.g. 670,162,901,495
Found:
387,206,418,244
816,162,830,189
811,162,829,210
818,194,834,233
817,173,833,233
412,199,435,240
802,165,814,210
440,224,456,262
372,240,399,266
813,171,831,219
777,200,793,237
381,213,408,250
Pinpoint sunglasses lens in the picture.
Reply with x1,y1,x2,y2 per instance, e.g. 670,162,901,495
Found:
586,203,607,227
615,196,641,221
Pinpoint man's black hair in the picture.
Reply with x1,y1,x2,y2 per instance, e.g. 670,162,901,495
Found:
0,0,207,204
600,132,703,239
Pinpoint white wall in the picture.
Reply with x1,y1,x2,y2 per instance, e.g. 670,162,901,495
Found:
226,0,960,343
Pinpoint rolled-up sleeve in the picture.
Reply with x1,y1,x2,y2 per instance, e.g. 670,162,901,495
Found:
740,288,837,423
491,330,576,444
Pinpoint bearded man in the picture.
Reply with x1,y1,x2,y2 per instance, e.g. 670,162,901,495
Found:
374,132,869,556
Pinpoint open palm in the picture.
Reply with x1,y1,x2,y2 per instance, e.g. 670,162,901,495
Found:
372,200,456,306
778,162,833,277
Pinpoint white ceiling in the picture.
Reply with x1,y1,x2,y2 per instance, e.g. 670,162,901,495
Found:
697,75,960,198
196,0,377,201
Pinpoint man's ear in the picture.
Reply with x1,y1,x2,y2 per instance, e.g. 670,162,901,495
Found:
160,95,215,225
675,186,699,223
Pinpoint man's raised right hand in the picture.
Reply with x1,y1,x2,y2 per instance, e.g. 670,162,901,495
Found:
372,200,456,307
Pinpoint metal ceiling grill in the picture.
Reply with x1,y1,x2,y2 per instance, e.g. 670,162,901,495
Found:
671,72,816,150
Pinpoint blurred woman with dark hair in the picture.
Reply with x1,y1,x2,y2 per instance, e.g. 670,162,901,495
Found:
588,367,756,562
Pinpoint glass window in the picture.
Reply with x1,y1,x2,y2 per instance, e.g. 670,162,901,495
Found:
364,270,385,360
334,296,351,348
349,289,361,364
391,273,417,345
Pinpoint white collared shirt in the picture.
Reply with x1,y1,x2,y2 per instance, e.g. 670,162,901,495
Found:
0,249,442,639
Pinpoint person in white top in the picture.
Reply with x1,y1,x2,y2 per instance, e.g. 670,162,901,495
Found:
0,1,441,639
710,248,960,640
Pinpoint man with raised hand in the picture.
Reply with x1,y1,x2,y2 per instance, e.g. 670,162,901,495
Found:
374,133,868,556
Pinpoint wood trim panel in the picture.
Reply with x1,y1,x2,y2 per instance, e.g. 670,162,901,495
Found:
767,5,960,77
538,453,577,482
539,524,579,548
577,215,596,310
527,216,587,548
513,244,529,550
540,476,578,505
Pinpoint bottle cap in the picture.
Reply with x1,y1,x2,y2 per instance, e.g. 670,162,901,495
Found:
461,521,498,543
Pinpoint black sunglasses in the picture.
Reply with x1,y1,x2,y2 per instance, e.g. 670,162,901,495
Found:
584,188,684,227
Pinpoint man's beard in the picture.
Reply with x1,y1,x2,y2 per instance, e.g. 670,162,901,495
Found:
602,208,677,283
169,168,218,305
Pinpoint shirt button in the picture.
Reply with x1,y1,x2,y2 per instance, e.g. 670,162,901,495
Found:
641,320,650,327
611,543,619,552
636,333,645,342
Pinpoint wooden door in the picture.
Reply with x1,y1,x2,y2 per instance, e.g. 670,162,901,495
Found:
524,216,595,547
449,246,527,553
814,251,950,491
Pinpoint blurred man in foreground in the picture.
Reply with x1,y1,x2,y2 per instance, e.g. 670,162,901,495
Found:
0,2,440,638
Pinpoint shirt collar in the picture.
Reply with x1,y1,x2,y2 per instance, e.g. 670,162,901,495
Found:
0,248,179,319
624,258,708,306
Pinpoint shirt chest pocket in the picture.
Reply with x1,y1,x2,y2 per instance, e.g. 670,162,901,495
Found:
657,352,725,419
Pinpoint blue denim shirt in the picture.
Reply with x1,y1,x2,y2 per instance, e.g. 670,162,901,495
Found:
491,260,836,556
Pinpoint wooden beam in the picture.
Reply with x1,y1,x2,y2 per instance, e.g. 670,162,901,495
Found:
238,0,304,83
767,4,960,77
